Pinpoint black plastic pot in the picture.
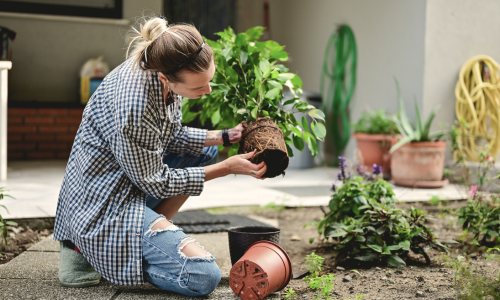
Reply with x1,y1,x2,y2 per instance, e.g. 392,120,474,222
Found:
227,226,281,265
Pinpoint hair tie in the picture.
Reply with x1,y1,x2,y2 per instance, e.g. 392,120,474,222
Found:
163,41,205,75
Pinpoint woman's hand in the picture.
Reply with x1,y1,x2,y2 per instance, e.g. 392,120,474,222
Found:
224,150,267,179
228,123,244,143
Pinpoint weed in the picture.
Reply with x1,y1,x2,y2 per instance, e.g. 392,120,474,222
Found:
304,253,336,300
0,187,16,250
282,288,297,300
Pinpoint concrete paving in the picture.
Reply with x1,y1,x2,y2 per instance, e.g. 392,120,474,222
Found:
0,233,279,299
0,160,468,219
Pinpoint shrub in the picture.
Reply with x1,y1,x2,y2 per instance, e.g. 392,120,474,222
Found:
310,158,453,267
182,26,326,157
0,187,17,249
352,109,399,135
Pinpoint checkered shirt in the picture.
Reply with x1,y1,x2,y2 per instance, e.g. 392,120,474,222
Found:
53,57,207,286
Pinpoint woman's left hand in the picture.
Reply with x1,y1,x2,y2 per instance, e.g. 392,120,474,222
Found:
228,123,244,143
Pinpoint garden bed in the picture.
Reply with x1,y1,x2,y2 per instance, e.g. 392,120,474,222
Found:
210,201,500,300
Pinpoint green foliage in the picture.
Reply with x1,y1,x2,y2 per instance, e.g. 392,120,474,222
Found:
457,191,500,246
312,160,453,267
304,253,336,300
182,26,326,157
443,253,500,300
352,109,399,135
0,187,16,249
390,78,445,153
261,201,286,214
282,288,297,300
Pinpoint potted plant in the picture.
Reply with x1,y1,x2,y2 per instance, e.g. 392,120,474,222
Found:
183,26,326,178
352,109,399,177
389,80,447,188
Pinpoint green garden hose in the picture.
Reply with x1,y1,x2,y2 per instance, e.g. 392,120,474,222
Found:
320,25,357,162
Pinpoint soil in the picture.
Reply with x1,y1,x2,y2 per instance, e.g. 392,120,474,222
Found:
207,200,500,300
0,226,51,265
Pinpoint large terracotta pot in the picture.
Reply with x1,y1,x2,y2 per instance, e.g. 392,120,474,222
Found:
229,241,292,300
353,133,397,176
390,141,448,188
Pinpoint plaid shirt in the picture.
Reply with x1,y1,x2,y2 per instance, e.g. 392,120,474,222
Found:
54,58,207,286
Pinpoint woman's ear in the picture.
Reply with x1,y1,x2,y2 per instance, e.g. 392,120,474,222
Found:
158,72,168,85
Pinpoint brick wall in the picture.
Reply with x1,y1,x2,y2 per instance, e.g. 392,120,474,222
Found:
7,108,84,159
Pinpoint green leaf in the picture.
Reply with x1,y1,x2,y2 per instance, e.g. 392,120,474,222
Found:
5,221,17,226
414,98,423,140
313,123,326,139
304,132,318,156
355,235,366,242
286,143,294,158
221,48,233,60
240,51,248,64
389,136,413,153
355,253,378,261
309,237,315,244
271,69,279,79
265,88,281,99
277,73,295,82
225,66,239,84
267,80,282,90
386,255,406,267
254,65,262,81
251,107,258,120
387,244,402,251
235,33,247,48
301,116,309,131
211,109,221,126
422,106,439,140
308,109,325,121
290,74,303,88
271,50,288,61
368,244,382,253
399,240,411,251
326,229,347,238
283,98,299,106
182,112,199,124
245,26,265,42
292,133,304,151
259,59,271,78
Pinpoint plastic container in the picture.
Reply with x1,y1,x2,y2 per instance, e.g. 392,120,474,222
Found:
229,240,292,300
227,226,281,265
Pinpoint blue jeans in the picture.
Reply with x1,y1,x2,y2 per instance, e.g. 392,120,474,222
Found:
142,146,221,297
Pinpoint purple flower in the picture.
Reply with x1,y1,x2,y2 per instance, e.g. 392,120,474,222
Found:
338,156,348,169
356,165,365,176
331,180,338,192
337,172,343,180
373,164,383,175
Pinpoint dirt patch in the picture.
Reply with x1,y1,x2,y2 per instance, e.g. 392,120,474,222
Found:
208,201,500,299
0,226,52,265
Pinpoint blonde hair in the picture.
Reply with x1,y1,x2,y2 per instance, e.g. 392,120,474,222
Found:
126,16,213,83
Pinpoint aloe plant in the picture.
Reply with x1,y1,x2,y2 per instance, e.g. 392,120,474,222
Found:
389,79,445,153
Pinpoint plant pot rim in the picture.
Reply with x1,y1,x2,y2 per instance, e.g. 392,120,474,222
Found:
392,178,449,188
227,226,281,234
352,133,398,141
400,140,446,148
247,240,293,290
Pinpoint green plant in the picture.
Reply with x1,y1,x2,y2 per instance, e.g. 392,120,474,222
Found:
443,252,500,299
182,26,326,157
311,158,454,267
457,186,500,246
282,288,297,300
352,109,399,135
0,187,17,249
390,79,445,153
262,201,286,214
304,252,336,300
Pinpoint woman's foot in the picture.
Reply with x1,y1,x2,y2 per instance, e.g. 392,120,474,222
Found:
58,241,101,287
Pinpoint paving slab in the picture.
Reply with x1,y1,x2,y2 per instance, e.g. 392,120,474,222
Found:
0,279,117,300
0,252,59,279
27,234,59,252
114,280,279,300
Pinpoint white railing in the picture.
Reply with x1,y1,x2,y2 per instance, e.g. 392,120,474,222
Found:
0,61,12,182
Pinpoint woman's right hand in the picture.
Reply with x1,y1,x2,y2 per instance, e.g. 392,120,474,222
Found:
224,150,267,179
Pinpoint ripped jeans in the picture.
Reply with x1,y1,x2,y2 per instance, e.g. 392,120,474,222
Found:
142,146,221,297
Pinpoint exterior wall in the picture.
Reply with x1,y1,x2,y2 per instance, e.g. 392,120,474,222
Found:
423,0,500,161
2,0,162,103
7,107,83,159
268,0,426,162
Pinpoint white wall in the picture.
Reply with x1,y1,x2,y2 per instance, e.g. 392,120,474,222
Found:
2,0,162,102
423,0,500,162
269,0,426,162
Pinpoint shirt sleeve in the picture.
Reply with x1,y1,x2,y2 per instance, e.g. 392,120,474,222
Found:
115,124,205,199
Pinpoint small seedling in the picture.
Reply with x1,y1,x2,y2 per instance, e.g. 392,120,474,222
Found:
283,288,297,300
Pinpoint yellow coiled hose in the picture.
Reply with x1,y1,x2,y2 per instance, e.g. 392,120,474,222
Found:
455,55,500,161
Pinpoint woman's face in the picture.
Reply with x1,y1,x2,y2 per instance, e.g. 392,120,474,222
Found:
159,60,215,99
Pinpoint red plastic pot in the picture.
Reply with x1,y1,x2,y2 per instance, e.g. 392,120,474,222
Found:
229,241,292,300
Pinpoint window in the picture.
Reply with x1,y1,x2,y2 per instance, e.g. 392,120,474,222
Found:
0,0,123,19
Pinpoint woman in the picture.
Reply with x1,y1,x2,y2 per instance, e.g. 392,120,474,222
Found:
54,17,267,297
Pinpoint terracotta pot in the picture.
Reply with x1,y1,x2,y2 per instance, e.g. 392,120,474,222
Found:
229,241,292,300
353,133,397,176
390,141,448,188
228,226,281,265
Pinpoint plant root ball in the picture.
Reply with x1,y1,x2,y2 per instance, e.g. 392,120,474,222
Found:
241,118,289,178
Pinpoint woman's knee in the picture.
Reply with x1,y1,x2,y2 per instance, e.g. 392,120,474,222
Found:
187,260,221,296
